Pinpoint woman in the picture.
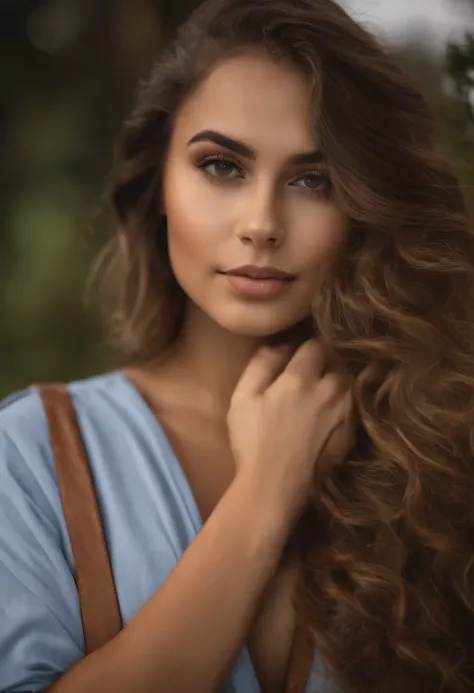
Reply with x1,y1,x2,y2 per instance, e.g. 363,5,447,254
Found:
1,0,474,691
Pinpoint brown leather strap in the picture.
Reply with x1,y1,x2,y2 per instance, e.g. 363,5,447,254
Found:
37,383,122,654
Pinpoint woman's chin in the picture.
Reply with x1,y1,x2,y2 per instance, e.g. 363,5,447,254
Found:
220,315,316,344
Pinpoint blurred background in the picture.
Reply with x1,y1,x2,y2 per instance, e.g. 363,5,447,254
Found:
1,0,473,397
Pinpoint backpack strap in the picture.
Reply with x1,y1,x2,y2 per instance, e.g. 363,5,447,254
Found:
37,383,122,654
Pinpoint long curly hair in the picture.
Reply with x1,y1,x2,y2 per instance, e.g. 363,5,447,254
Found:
90,0,474,690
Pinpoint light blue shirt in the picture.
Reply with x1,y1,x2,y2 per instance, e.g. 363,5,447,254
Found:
0,371,331,692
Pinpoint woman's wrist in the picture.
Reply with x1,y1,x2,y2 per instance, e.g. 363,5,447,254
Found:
229,470,297,549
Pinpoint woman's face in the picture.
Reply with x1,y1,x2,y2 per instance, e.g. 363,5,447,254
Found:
162,51,348,338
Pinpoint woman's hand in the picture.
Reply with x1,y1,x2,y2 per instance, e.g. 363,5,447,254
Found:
227,339,354,528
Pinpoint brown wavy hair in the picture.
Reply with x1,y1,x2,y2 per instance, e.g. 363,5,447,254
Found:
91,0,474,690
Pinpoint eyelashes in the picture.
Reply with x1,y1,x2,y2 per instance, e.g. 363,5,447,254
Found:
198,154,244,182
197,154,244,181
196,153,332,193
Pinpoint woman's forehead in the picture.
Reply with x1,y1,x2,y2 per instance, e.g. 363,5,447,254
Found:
171,53,319,155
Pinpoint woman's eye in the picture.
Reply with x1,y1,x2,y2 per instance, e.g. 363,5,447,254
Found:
199,157,242,179
293,173,331,192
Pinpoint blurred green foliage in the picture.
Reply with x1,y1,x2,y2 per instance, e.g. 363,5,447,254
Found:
1,0,473,397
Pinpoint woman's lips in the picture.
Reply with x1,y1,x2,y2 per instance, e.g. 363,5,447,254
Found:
223,273,295,298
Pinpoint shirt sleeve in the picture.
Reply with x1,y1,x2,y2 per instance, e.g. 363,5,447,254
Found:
0,389,84,692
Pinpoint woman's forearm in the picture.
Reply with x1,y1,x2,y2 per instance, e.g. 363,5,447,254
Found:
48,473,292,693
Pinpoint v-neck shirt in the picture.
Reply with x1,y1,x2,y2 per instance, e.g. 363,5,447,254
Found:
0,371,333,692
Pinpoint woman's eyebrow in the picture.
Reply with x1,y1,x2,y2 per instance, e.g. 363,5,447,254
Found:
187,129,326,165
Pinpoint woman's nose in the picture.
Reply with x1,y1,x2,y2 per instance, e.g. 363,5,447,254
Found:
238,225,279,248
235,186,285,249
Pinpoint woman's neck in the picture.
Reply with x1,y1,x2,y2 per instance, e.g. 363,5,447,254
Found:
139,302,314,421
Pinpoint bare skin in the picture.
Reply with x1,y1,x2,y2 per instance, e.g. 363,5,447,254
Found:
47,52,351,693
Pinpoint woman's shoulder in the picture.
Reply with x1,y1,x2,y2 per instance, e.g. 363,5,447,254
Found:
0,371,144,576
0,370,199,537
0,384,54,495
0,371,126,439
0,383,45,438
0,372,129,487
0,370,190,514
